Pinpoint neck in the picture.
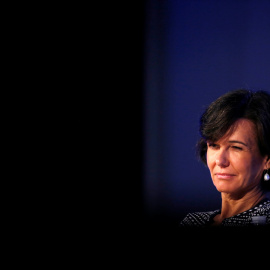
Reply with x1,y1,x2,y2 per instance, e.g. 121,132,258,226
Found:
219,188,266,219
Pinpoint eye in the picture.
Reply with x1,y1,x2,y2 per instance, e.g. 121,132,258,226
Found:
208,143,219,149
232,146,243,151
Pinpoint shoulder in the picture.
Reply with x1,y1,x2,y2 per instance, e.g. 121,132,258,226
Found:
252,199,270,216
179,210,219,227
221,199,270,227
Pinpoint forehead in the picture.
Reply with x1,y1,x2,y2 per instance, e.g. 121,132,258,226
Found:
219,118,257,145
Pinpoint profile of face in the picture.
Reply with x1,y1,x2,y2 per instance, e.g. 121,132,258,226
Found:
206,118,269,197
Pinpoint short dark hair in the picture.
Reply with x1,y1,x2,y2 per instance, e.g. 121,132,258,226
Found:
197,89,270,189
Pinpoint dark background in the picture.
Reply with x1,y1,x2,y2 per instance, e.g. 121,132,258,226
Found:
140,0,270,227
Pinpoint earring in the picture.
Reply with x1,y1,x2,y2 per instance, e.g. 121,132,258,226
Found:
264,170,270,181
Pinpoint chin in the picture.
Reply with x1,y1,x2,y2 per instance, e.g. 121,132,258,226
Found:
214,181,240,194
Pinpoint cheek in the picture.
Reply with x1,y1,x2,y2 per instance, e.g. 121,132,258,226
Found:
247,157,265,177
231,154,263,177
206,151,214,170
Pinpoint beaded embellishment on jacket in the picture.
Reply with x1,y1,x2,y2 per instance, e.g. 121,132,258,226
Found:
179,200,270,227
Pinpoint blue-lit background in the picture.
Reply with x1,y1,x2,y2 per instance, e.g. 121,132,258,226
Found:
143,0,270,225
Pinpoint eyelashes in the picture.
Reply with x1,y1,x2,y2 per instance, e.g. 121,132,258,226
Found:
207,143,243,151
208,143,218,149
231,146,243,150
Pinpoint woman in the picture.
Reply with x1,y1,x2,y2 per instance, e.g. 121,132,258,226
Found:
180,89,270,227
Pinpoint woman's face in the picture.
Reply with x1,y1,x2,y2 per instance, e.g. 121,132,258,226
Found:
206,118,269,197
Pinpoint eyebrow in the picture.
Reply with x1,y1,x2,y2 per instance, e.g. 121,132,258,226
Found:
228,140,248,146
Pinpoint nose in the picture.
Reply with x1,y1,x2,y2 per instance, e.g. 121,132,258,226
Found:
215,149,229,167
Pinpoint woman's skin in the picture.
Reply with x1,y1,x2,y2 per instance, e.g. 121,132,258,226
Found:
206,118,270,226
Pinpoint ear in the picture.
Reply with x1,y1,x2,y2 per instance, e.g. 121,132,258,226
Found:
265,156,270,170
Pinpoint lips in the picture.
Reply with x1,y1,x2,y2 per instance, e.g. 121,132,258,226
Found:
215,173,236,179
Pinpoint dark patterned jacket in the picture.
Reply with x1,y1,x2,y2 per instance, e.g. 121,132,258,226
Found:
179,199,270,227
